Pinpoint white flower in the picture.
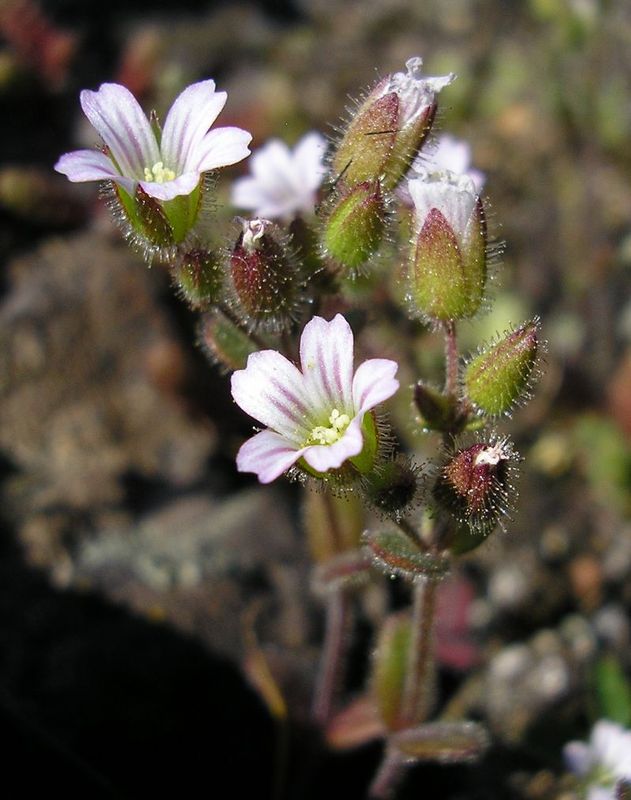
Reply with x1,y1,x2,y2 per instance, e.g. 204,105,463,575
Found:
231,314,399,484
407,169,479,241
564,720,631,800
398,134,485,206
55,80,252,201
231,132,327,220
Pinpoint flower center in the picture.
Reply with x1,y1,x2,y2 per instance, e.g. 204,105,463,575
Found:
144,161,176,183
307,409,351,446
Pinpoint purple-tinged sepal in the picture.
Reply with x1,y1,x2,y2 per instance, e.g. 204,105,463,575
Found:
230,218,303,332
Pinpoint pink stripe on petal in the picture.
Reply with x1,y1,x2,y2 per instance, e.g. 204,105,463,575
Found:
160,81,226,173
352,359,399,414
196,127,252,172
300,315,354,410
80,84,159,179
302,416,364,473
236,429,303,484
231,350,309,442
55,149,120,183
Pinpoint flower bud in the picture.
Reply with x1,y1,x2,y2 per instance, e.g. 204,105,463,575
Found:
414,381,466,433
433,438,517,534
362,456,421,518
407,171,487,321
230,218,301,331
322,180,386,272
172,248,223,308
464,319,540,416
333,58,454,189
198,312,257,373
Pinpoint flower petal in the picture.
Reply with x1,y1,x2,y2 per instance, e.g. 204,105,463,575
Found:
55,149,120,182
80,83,159,180
196,127,252,173
231,350,312,444
138,171,201,201
160,80,226,173
563,741,593,776
236,429,304,484
300,314,355,412
352,358,399,414
293,131,328,192
302,415,364,473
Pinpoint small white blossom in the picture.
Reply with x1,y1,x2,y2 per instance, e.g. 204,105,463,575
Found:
564,720,631,800
231,314,399,483
55,80,251,201
231,132,327,220
375,57,455,129
407,169,479,241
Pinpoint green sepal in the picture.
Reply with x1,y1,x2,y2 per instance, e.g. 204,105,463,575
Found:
349,412,378,474
173,247,223,308
162,181,202,243
199,312,257,372
464,318,539,416
333,92,399,186
323,180,386,271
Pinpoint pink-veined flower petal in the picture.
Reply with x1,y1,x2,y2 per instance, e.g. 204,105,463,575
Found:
160,80,226,173
55,148,125,184
138,171,201,201
302,415,364,473
80,83,159,180
300,314,355,412
196,127,252,173
236,429,304,484
231,350,312,445
352,358,399,414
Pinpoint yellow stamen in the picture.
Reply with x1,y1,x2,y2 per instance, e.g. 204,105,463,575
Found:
308,409,351,446
144,161,176,183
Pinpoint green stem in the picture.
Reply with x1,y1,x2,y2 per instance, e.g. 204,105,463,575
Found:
443,319,459,397
401,577,438,727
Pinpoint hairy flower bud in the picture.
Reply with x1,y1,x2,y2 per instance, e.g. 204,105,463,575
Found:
322,180,386,272
433,438,517,535
172,247,223,308
230,218,301,331
362,456,421,518
464,319,540,416
407,171,487,322
333,58,454,189
198,312,257,373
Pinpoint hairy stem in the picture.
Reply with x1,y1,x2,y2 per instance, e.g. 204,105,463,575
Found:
311,588,351,726
443,319,459,397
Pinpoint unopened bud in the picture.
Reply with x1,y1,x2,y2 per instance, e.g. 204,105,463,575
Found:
464,319,540,416
333,58,454,189
407,171,487,321
322,180,386,272
433,438,517,534
198,312,257,373
414,382,466,433
173,248,223,308
230,218,301,331
362,456,421,518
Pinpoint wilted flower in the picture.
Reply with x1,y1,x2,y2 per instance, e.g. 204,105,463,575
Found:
564,720,631,800
55,80,251,202
231,314,399,483
231,132,327,220
398,134,485,206
333,57,455,188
